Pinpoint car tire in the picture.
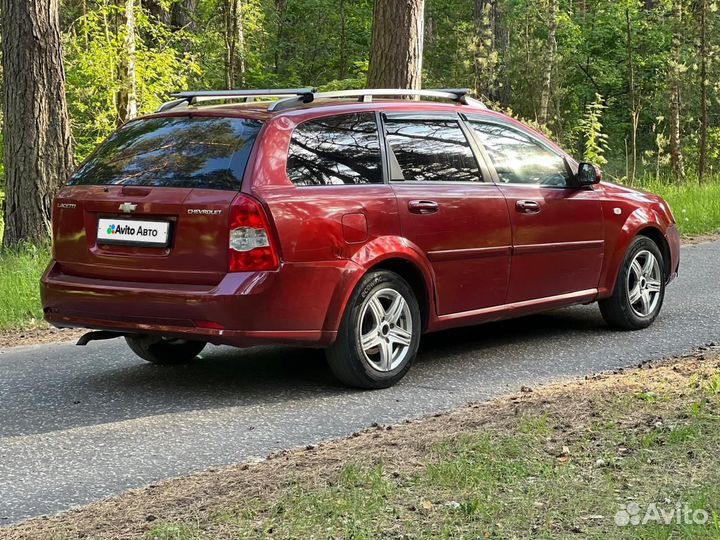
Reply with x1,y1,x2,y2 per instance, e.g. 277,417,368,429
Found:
125,334,206,365
326,270,422,389
599,235,666,330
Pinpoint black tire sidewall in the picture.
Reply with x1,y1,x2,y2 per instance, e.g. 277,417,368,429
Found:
615,236,666,328
333,270,421,388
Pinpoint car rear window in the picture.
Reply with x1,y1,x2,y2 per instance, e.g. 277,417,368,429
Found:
286,113,383,186
68,116,262,191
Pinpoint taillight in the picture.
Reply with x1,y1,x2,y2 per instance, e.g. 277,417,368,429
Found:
228,195,279,272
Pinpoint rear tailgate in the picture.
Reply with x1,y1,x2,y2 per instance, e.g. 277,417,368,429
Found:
53,185,236,285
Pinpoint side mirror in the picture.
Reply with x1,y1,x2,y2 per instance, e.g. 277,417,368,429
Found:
576,162,602,186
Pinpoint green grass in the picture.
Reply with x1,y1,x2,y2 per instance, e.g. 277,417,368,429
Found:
0,243,51,331
633,175,720,236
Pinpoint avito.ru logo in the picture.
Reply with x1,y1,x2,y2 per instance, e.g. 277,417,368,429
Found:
107,224,135,235
106,224,159,237
615,501,709,527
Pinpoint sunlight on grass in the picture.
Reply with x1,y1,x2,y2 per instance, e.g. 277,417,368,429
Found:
0,243,51,330
633,175,720,236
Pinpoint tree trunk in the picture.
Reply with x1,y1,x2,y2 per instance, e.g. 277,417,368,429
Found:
367,0,425,89
115,0,137,126
274,0,288,75
473,0,500,102
145,0,170,25
538,0,558,125
1,0,74,247
224,0,246,89
698,0,709,182
494,1,510,106
668,0,685,181
339,0,348,79
170,0,198,29
626,7,639,184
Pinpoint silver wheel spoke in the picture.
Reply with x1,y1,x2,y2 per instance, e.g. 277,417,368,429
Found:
378,339,393,371
367,297,385,324
361,330,382,351
388,326,411,347
642,254,655,276
630,259,643,280
628,283,642,304
646,279,661,293
385,295,405,325
640,289,651,314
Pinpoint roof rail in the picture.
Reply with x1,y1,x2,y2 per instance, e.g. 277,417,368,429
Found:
157,88,316,112
157,87,487,113
270,87,486,111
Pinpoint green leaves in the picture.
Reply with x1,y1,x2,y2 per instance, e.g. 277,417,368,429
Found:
578,93,610,166
63,3,201,161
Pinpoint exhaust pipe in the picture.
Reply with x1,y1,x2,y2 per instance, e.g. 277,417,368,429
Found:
76,331,125,346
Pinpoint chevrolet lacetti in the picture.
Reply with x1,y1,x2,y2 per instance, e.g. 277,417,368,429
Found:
41,88,680,388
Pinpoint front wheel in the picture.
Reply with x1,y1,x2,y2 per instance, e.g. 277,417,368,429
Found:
125,334,206,365
326,270,421,389
599,236,666,330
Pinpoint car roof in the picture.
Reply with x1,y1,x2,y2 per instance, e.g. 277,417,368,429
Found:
145,98,496,122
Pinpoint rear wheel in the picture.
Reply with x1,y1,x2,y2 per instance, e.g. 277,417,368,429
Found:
125,334,206,365
599,236,665,330
326,270,421,389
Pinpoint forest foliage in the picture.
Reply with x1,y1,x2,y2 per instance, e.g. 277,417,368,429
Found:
4,0,720,181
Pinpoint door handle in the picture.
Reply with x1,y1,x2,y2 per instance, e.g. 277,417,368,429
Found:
515,200,541,214
408,200,439,214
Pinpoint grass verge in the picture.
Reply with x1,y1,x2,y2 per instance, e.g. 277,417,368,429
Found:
633,176,720,236
0,244,51,331
2,352,720,539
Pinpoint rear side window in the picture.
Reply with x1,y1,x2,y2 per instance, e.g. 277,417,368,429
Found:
383,116,482,182
69,116,262,191
286,113,383,186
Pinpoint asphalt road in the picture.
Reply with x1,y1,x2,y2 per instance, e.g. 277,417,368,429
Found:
1,241,719,524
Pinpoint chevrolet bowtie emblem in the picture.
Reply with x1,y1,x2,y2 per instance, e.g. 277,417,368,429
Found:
119,202,138,213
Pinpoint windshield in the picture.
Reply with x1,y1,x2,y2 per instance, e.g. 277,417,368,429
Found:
69,116,262,191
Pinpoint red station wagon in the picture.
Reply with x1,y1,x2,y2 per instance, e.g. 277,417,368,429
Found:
41,88,680,388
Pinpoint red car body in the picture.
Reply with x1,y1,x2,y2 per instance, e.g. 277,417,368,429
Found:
41,97,680,353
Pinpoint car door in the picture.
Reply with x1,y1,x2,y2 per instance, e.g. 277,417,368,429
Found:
382,112,512,315
464,116,605,304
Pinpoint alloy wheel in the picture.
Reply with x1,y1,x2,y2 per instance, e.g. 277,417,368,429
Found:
627,249,662,317
357,288,413,372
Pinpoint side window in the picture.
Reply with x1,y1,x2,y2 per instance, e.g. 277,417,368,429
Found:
286,113,383,186
383,116,482,182
468,121,570,187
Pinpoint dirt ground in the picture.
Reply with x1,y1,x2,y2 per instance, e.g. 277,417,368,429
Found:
0,326,85,349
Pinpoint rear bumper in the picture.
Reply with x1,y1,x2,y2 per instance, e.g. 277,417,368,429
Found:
41,261,342,347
